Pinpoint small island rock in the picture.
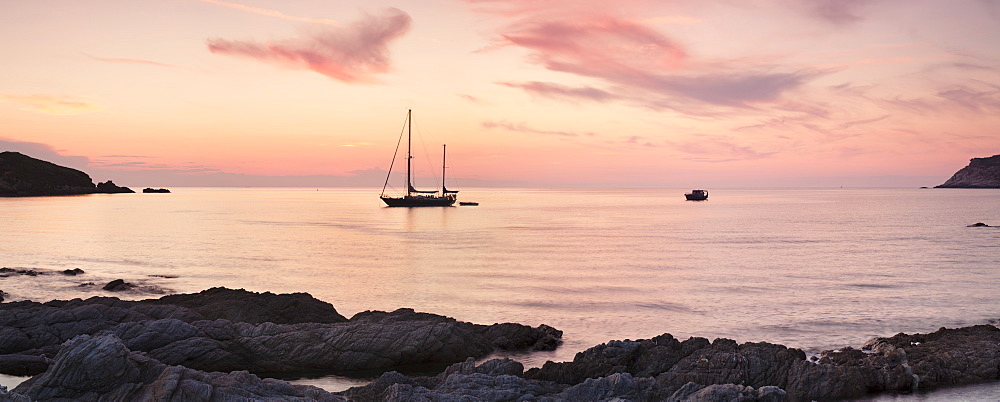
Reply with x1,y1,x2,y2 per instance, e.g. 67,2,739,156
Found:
142,188,170,193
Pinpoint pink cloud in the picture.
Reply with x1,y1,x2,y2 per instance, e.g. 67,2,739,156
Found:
0,94,100,115
82,53,175,67
482,120,593,137
207,8,411,83
470,1,823,110
501,15,687,78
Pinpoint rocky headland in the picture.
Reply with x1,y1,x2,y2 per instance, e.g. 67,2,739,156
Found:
936,154,1000,188
0,151,133,196
1,287,998,401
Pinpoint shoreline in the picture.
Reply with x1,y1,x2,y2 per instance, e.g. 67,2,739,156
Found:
2,287,999,400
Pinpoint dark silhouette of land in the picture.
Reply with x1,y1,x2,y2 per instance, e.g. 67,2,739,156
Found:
0,151,133,196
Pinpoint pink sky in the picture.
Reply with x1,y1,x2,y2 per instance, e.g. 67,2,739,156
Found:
1,0,998,187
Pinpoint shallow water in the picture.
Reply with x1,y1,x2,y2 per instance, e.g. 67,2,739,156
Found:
2,188,998,395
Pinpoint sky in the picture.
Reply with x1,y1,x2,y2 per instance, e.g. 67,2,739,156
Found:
2,0,999,188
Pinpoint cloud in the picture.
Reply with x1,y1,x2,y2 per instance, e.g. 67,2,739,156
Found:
666,135,777,162
207,8,412,83
498,81,619,103
472,2,824,111
82,53,175,68
801,0,870,25
0,138,91,169
199,0,341,26
481,120,592,137
1,94,101,115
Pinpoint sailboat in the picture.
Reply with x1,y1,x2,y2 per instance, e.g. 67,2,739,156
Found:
380,110,458,207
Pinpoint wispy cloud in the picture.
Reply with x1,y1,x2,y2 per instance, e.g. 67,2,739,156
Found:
82,53,175,67
0,138,91,169
666,134,777,162
498,81,619,103
798,0,870,25
482,120,593,137
207,8,411,83
199,0,341,26
0,94,101,115
471,1,824,112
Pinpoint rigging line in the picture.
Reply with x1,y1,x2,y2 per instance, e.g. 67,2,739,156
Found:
380,113,409,196
412,115,441,190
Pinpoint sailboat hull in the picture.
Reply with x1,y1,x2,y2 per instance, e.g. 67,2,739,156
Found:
381,195,456,207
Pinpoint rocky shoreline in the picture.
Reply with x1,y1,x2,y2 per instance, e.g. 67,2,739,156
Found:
1,288,998,401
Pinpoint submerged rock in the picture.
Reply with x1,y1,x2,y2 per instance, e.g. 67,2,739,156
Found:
102,279,135,291
61,268,85,276
968,222,990,227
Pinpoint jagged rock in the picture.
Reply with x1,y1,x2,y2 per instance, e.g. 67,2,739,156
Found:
524,325,1000,401
936,154,1000,188
0,289,561,378
666,382,786,402
95,180,134,193
10,335,343,401
150,287,347,324
0,355,51,376
102,279,135,291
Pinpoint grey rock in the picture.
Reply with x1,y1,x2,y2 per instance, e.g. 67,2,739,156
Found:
11,334,344,401
667,382,786,402
0,289,561,378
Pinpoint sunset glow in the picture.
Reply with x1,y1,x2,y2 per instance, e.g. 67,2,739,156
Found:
2,0,998,187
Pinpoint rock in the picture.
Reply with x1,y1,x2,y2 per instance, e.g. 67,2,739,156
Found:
102,279,135,291
936,154,1000,188
10,335,344,401
142,187,171,193
0,268,42,277
968,222,990,227
0,288,561,378
150,287,347,324
666,382,786,402
0,355,52,376
62,268,85,276
95,180,134,193
0,290,4,303
523,325,1000,401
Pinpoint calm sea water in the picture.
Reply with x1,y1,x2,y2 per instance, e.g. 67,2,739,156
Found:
2,188,999,396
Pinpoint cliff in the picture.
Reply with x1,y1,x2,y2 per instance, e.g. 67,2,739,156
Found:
0,151,133,196
936,154,1000,188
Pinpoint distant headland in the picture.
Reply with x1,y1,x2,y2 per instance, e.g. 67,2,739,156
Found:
0,151,135,196
936,154,1000,188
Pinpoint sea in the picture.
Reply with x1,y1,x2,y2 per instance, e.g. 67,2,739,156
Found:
1,187,999,399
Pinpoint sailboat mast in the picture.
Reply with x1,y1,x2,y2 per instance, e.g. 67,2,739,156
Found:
442,144,447,195
406,109,412,197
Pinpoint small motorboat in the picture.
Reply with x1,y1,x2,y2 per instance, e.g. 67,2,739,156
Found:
685,189,708,201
